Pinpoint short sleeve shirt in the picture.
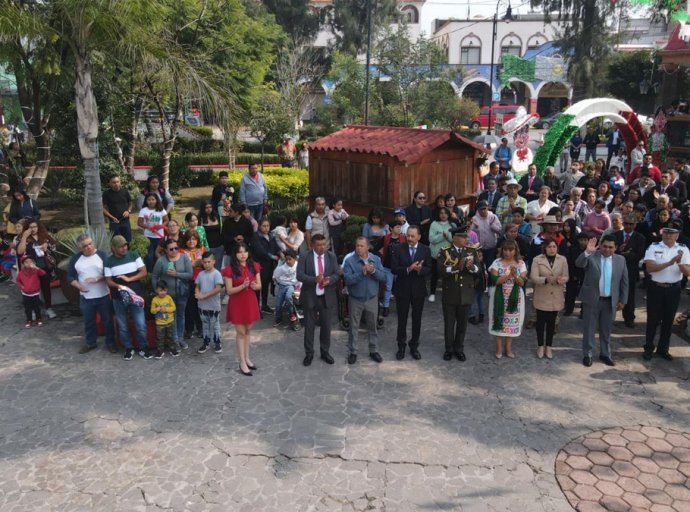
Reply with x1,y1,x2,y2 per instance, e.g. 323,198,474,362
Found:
195,269,224,311
644,242,690,283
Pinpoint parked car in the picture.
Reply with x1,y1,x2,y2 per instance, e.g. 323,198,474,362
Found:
534,112,561,129
470,104,521,130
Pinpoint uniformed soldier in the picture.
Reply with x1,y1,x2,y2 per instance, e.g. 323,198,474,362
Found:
438,226,481,362
643,219,690,361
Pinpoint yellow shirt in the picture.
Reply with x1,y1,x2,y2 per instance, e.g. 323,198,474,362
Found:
150,295,176,326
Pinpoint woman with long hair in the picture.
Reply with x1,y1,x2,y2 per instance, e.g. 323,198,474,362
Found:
251,217,280,314
137,192,169,271
15,218,57,318
488,240,527,359
428,206,453,302
182,212,208,249
223,242,262,376
180,230,204,340
199,200,223,270
362,208,389,252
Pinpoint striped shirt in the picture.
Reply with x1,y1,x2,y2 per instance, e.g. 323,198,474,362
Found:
104,251,145,295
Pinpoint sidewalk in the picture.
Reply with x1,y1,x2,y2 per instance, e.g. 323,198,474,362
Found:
0,281,689,511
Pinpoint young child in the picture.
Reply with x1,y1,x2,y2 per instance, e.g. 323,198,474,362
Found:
511,207,531,236
0,222,12,282
272,249,301,329
609,167,625,194
195,251,224,354
327,198,349,256
150,280,179,358
16,255,45,327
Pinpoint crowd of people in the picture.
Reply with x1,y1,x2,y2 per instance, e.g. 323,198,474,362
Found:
2,148,690,373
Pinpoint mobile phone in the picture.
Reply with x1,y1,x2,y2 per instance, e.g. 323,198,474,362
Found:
168,261,175,271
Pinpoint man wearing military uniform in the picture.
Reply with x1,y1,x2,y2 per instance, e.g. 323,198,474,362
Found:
438,226,481,362
643,219,690,361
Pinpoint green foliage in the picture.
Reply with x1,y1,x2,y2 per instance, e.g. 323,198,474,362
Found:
607,51,661,114
225,168,309,209
341,215,368,253
185,125,214,137
54,226,113,263
129,235,150,260
249,84,294,159
533,114,577,174
267,204,311,230
409,80,461,129
262,0,320,40
327,0,399,55
453,97,481,129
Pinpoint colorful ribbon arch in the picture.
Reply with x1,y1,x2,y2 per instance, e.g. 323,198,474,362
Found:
533,98,648,175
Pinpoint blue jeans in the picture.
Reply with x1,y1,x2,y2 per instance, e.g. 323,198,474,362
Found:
80,295,116,348
275,284,295,322
248,204,263,222
382,268,394,307
112,299,149,350
200,309,221,346
469,289,486,320
109,219,132,242
173,294,188,342
145,237,160,272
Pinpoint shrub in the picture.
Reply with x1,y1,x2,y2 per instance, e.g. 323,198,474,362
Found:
129,235,150,260
341,215,368,253
226,168,309,210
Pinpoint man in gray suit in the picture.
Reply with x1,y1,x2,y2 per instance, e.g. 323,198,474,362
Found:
576,234,629,367
296,234,340,366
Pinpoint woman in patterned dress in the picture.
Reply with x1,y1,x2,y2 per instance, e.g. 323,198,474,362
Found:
488,239,527,359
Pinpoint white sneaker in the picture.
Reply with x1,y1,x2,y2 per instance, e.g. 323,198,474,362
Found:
46,308,57,319
428,294,435,303
222,296,229,305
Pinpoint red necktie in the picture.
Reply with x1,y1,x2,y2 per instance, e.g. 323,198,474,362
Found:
529,176,534,190
317,255,324,289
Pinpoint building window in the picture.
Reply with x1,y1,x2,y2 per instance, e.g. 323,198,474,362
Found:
500,46,521,60
401,5,419,24
460,46,481,65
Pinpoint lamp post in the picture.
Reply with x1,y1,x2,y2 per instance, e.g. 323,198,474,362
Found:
486,1,514,135
364,0,373,125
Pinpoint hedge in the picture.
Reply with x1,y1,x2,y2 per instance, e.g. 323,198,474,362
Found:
225,168,309,210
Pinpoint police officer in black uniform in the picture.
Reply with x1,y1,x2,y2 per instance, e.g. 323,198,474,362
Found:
438,226,482,362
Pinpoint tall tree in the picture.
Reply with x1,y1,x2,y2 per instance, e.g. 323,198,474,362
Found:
532,0,617,101
327,0,398,55
263,0,320,40
249,84,293,165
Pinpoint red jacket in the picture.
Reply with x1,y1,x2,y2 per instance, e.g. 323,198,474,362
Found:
16,267,46,295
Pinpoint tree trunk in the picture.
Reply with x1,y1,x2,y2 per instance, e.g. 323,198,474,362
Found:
160,138,175,194
25,132,51,198
75,47,105,229
125,97,143,175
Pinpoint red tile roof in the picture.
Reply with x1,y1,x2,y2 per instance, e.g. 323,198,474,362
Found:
307,125,488,165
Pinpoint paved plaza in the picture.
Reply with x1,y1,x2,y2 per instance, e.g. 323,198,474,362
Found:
1,283,690,512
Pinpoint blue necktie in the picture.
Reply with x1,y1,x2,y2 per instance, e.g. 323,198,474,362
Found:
410,247,416,261
603,257,611,297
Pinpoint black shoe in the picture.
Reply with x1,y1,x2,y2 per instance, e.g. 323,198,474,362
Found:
468,317,479,325
347,353,357,364
456,352,466,362
370,352,383,363
599,355,616,366
478,314,484,323
443,352,453,361
382,307,389,317
658,352,674,361
583,356,593,367
247,364,258,370
321,353,335,364
261,304,274,314
303,354,313,366
562,310,573,317
154,349,164,359
239,364,253,376
396,347,405,360
625,320,635,328
410,349,421,360
643,351,653,361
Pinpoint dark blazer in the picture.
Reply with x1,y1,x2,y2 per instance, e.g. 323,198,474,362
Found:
673,179,688,204
518,174,544,198
391,242,432,299
613,230,646,282
296,250,340,308
437,245,481,305
654,184,681,203
575,250,629,312
477,190,503,211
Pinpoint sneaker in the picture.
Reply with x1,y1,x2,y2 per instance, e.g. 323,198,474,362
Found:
178,340,189,350
25,321,32,328
46,308,57,319
428,294,435,303
170,347,180,357
138,349,152,360
197,343,210,354
123,348,133,361
214,343,223,353
154,349,164,359
36,320,44,326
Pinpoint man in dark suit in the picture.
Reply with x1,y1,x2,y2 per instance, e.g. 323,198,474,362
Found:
669,167,688,205
477,177,502,212
576,234,629,367
614,215,647,328
438,227,481,361
296,234,340,366
391,225,432,360
518,164,544,201
655,171,680,204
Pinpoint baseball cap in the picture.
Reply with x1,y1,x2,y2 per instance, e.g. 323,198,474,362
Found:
111,235,128,247
20,254,33,263
476,200,489,210
394,208,406,216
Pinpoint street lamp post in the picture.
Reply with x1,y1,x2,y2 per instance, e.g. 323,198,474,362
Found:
364,0,373,125
486,1,513,135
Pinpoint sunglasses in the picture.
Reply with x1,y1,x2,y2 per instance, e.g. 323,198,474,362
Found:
168,247,178,251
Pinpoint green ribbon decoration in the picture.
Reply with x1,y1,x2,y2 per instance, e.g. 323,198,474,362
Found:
501,55,535,88
533,113,577,175
490,271,521,332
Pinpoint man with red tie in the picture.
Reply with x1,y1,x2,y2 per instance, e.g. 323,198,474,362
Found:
518,164,544,201
296,234,340,366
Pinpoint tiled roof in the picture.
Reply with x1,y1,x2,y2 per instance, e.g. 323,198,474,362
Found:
307,125,488,165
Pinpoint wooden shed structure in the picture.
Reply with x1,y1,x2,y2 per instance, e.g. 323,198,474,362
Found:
307,125,488,216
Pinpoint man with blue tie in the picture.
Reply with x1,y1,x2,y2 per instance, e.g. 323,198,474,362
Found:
391,225,432,360
576,235,628,367
477,178,502,212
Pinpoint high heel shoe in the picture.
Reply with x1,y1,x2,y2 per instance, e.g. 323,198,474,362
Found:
247,363,258,370
239,364,253,376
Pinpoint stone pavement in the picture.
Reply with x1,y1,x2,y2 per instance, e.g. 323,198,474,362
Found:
1,281,690,512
